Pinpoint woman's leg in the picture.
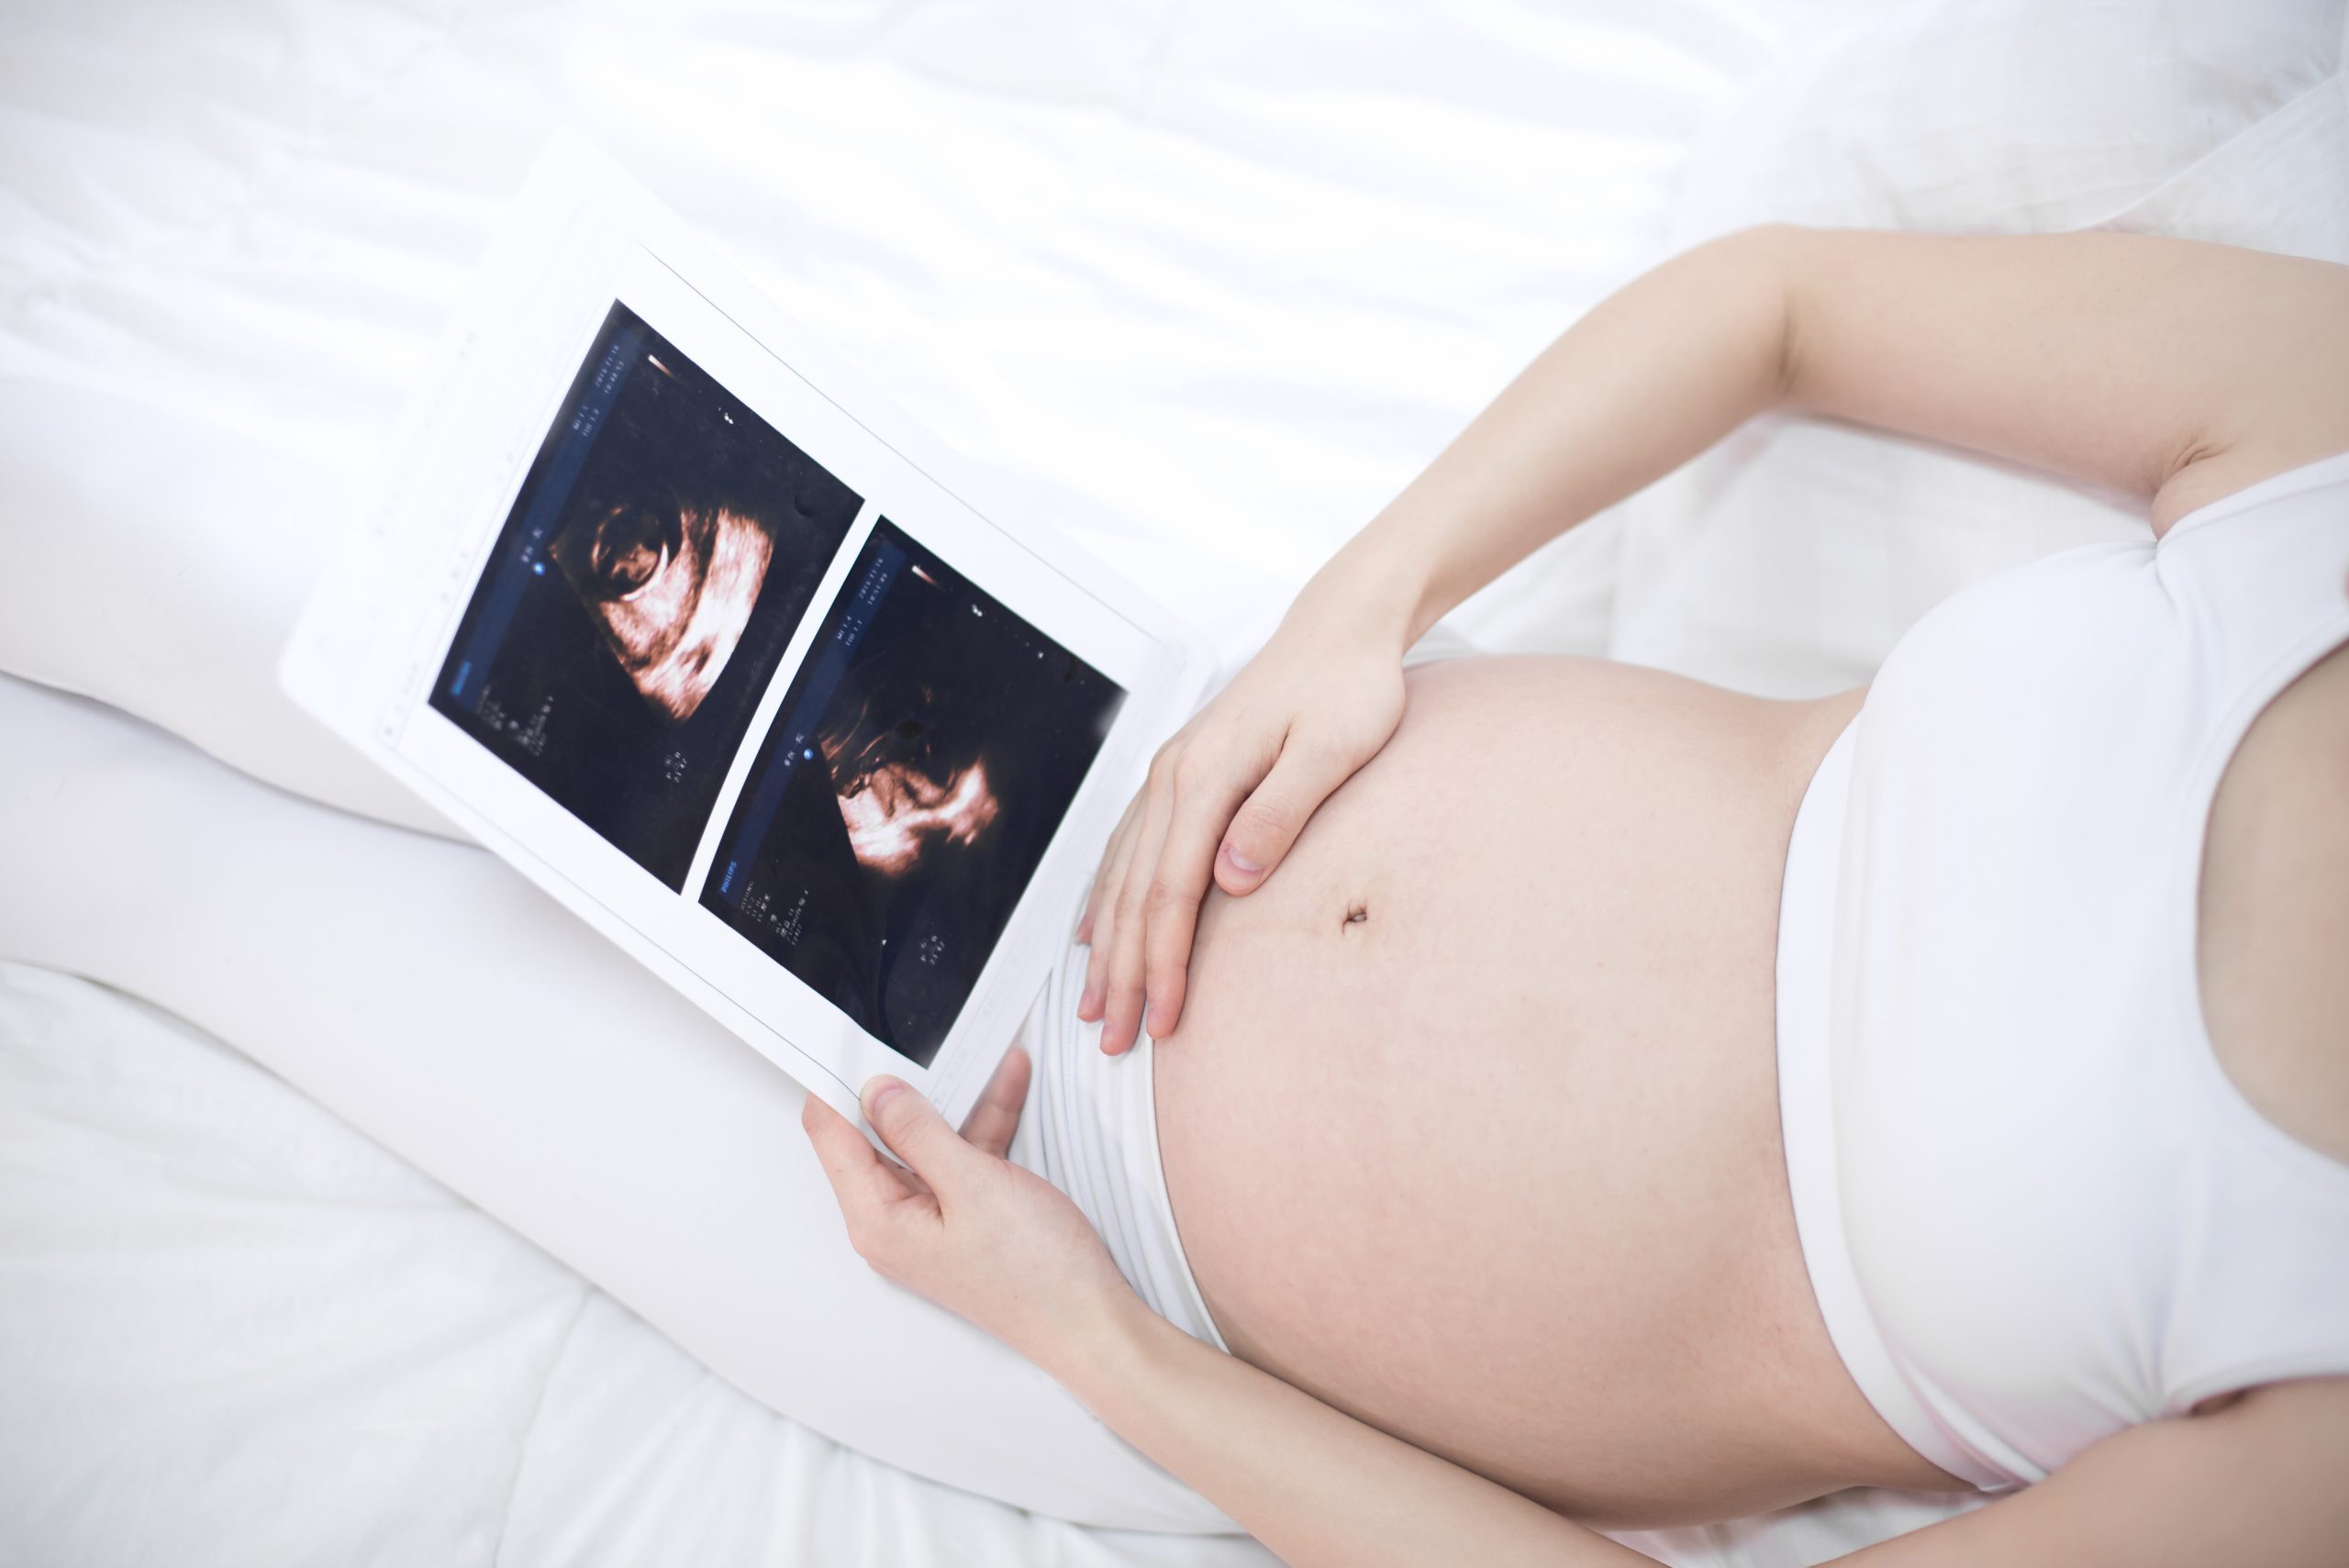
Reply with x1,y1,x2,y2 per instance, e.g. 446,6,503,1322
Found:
0,673,1233,1533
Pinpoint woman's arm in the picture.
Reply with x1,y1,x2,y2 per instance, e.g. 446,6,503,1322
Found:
807,1062,2349,1566
1778,229,2349,532
1053,1301,2349,1568
807,1063,2349,1565
803,1061,1654,1567
1082,1323,2349,1568
1085,228,2349,1052
1354,227,2349,642
1063,1296,1649,1568
1839,1376,2349,1566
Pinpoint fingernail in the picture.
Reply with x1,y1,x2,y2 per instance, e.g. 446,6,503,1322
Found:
863,1077,908,1118
1144,1001,1165,1039
1078,983,1102,1017
1223,843,1262,875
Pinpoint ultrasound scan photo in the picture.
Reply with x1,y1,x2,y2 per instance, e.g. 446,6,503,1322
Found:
430,302,863,889
703,520,1126,1065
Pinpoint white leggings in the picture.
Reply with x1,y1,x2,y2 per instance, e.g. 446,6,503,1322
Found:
0,672,1235,1533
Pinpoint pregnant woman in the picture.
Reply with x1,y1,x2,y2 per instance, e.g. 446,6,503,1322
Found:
805,227,2349,1563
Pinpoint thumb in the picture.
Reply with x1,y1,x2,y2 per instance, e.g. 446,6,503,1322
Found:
1218,742,1349,895
862,1077,974,1186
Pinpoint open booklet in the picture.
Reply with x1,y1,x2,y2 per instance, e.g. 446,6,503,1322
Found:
282,142,1213,1139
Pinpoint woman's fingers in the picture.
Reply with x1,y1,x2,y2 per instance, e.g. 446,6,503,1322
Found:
802,1092,918,1217
1078,800,1145,1021
809,1066,1134,1360
863,1076,981,1194
1076,791,1141,949
1098,773,1175,1056
957,1046,1031,1160
1082,658,1402,1051
1215,732,1355,895
1136,760,1252,1041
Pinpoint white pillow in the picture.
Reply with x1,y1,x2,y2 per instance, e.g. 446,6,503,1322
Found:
1607,0,2349,696
0,0,1817,827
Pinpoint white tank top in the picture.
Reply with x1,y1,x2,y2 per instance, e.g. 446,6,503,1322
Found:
1774,450,2349,1493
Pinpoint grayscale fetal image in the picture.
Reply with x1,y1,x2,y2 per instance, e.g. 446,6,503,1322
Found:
702,519,1125,1066
431,302,862,889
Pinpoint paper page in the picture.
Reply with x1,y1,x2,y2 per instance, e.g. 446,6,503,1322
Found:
283,139,1211,1134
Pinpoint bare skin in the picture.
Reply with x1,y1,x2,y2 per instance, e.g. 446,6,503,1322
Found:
808,228,2349,1566
2199,638,2349,1167
1153,657,1904,1526
1152,624,2349,1529
812,631,2349,1561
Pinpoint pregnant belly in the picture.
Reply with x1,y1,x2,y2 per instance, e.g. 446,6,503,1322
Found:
1152,656,1941,1526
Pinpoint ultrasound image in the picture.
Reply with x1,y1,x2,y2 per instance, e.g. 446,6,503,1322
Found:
703,520,1126,1065
430,302,862,889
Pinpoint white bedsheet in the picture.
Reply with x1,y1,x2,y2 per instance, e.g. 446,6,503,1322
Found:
0,0,1832,836
0,0,2032,1561
0,954,1271,1568
0,676,1975,1568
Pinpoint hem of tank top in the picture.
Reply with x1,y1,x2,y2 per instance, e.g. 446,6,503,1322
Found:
2158,447,2349,546
1772,716,2014,1495
2164,1352,2349,1420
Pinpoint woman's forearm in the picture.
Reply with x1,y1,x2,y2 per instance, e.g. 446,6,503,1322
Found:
1052,1299,1655,1568
1308,226,1797,648
1309,226,2349,647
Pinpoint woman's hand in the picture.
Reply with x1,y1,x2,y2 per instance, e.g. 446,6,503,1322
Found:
1077,601,1409,1054
802,1047,1136,1367
804,1049,1663,1568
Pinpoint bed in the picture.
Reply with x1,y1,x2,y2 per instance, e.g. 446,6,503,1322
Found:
3,0,2341,1562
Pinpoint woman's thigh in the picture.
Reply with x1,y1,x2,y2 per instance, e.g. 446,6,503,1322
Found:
0,672,1232,1534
